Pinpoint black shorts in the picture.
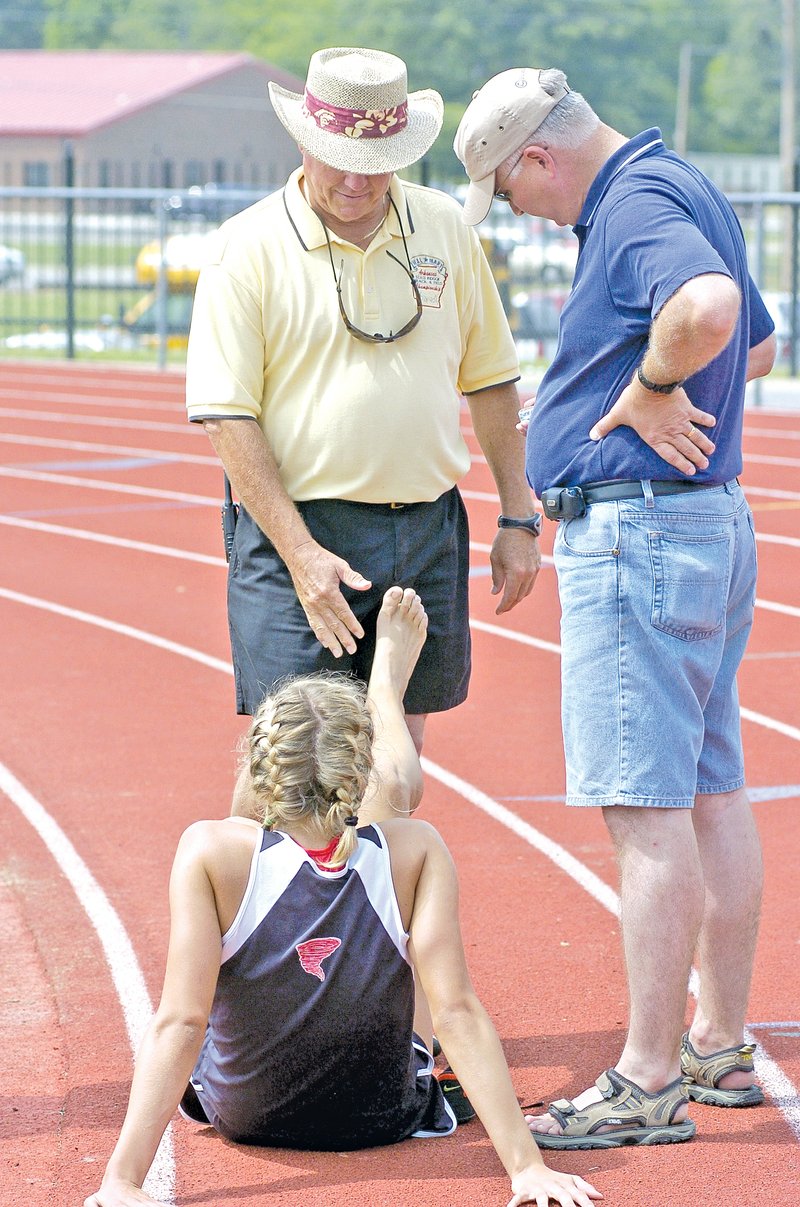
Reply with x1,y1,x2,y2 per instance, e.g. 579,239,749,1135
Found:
227,488,471,716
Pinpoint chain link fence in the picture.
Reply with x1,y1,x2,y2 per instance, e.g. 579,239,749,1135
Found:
0,185,797,375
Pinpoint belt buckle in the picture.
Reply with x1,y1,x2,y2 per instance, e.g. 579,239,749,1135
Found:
541,486,586,520
389,502,406,509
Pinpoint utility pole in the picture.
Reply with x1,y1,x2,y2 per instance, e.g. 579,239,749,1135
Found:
780,0,796,191
780,0,798,373
674,42,693,156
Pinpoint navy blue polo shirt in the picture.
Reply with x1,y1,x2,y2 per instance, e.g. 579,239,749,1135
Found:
526,128,774,495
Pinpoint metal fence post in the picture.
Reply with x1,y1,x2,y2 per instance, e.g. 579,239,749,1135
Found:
64,141,75,359
155,199,169,371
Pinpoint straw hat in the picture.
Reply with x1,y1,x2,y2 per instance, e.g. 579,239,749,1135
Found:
268,47,444,174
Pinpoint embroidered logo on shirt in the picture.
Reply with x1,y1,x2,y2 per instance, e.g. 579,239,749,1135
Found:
296,937,342,981
411,255,448,308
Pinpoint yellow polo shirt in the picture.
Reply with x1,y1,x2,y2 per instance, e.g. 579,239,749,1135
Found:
186,169,518,503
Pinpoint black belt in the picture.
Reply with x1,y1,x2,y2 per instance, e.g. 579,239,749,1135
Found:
541,478,720,521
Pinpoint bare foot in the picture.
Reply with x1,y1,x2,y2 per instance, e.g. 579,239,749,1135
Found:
369,587,428,704
526,1084,608,1138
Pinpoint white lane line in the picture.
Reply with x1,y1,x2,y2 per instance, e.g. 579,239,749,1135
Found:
1,466,799,550
756,531,800,549
745,428,800,441
2,514,798,623
8,513,800,630
0,431,218,466
0,406,193,434
0,466,217,505
0,587,232,674
746,453,800,468
471,617,562,655
2,589,798,1144
0,762,175,1202
0,516,226,566
740,708,800,742
420,757,800,1141
2,392,184,413
756,598,800,619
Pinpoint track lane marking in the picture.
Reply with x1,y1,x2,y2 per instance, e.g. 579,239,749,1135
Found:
0,432,217,465
419,759,800,1140
3,517,799,622
0,762,175,1202
1,587,798,1146
2,514,799,632
2,468,800,549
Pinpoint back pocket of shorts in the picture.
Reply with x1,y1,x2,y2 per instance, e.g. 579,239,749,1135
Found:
648,529,731,641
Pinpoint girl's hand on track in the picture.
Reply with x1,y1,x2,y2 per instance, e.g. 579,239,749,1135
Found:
506,1166,603,1207
84,1184,168,1207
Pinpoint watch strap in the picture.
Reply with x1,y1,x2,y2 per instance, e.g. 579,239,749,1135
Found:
497,513,542,536
636,364,684,394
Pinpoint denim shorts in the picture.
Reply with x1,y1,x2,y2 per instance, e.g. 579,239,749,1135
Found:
227,488,471,717
553,480,756,807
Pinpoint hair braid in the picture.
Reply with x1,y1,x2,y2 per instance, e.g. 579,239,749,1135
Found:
246,673,374,859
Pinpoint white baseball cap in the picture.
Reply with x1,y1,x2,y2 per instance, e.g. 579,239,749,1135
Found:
453,68,569,224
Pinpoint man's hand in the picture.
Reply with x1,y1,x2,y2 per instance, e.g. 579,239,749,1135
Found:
490,529,541,614
286,541,372,656
589,376,716,475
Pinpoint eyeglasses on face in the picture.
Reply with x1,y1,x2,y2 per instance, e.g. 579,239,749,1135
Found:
321,198,423,344
494,150,525,204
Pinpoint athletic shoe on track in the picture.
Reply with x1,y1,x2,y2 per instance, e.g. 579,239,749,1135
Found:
437,1066,476,1124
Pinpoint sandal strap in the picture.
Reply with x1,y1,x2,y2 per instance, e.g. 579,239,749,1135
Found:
544,1069,689,1138
680,1034,758,1089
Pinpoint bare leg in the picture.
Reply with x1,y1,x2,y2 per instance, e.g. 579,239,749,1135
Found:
360,587,428,825
688,787,763,1089
608,806,703,1091
528,806,701,1136
405,712,428,758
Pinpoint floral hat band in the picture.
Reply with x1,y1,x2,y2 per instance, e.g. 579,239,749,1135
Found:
303,90,409,140
268,47,443,174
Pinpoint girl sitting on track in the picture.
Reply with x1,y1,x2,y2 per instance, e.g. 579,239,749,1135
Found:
85,588,601,1207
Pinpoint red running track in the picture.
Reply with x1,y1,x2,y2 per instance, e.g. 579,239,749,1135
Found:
1,361,798,1207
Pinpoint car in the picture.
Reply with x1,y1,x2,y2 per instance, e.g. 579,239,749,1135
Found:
158,183,264,223
510,237,578,285
134,232,217,289
0,244,25,285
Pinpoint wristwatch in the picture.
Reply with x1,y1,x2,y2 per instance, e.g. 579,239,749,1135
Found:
497,513,542,537
636,364,684,394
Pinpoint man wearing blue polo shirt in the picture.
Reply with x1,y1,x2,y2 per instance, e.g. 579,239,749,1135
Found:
455,68,776,1149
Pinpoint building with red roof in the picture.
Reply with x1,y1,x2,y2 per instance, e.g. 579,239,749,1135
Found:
0,51,303,189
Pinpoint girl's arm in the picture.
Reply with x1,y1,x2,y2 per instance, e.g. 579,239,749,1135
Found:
407,824,602,1207
84,823,225,1207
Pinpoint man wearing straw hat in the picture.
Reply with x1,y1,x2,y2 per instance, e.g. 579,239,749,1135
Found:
187,47,540,812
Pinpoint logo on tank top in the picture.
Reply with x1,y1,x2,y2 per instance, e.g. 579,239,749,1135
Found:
296,937,341,981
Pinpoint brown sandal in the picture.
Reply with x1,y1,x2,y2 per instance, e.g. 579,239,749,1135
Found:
680,1033,764,1107
530,1068,695,1149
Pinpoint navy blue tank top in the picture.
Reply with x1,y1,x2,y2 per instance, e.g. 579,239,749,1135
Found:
190,823,454,1149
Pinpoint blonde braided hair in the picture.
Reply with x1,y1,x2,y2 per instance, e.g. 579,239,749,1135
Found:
247,673,374,867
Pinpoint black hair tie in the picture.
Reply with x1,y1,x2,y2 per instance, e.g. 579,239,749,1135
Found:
344,816,359,827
